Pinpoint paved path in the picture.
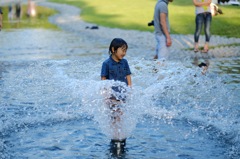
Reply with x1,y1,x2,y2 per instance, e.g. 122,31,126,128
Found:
2,0,240,60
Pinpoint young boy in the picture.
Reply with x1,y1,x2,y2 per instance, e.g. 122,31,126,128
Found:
101,38,132,147
101,38,132,87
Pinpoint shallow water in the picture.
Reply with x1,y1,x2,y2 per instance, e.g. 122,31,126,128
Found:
0,28,239,159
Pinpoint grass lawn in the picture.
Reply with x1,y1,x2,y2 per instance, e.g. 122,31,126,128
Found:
2,5,58,30
50,0,240,38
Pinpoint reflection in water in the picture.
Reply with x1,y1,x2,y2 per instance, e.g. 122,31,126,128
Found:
109,139,126,158
217,59,240,73
212,58,240,84
192,57,209,75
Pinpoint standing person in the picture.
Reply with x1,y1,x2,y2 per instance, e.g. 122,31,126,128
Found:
27,0,36,17
15,1,21,20
153,0,174,60
101,38,132,145
8,4,14,21
193,0,212,53
0,7,3,30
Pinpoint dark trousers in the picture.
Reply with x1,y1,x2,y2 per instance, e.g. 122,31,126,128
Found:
194,12,212,43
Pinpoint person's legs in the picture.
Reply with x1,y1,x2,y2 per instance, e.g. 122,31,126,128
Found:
154,34,160,59
194,13,204,51
203,13,212,52
156,34,168,60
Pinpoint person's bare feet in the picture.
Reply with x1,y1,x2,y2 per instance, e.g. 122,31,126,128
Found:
201,48,209,53
194,48,199,53
202,43,209,53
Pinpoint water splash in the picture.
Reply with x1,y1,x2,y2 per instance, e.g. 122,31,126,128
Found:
0,59,239,158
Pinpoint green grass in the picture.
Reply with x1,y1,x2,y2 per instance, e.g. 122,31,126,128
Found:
50,0,240,38
2,5,59,30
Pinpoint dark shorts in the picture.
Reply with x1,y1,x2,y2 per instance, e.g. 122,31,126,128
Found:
110,85,127,102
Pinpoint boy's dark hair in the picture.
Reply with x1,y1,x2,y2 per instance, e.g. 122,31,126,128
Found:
109,38,128,54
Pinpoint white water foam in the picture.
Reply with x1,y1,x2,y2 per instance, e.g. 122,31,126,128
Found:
0,58,239,157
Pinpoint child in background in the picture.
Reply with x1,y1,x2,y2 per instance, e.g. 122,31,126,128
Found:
101,38,132,145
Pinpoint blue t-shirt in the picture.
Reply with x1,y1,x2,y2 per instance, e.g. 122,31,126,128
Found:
101,55,131,85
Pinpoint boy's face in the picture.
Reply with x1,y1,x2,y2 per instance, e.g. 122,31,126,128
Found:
112,46,127,61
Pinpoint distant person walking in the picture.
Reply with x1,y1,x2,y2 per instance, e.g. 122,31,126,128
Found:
8,4,14,20
153,0,174,60
15,1,21,20
193,0,212,53
0,7,3,30
27,0,37,17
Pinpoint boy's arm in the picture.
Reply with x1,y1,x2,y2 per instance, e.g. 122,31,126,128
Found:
126,75,132,87
101,76,106,80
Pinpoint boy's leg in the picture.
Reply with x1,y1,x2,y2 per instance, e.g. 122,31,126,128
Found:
110,104,123,139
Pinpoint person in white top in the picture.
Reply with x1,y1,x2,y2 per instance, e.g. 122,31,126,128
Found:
193,0,212,53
